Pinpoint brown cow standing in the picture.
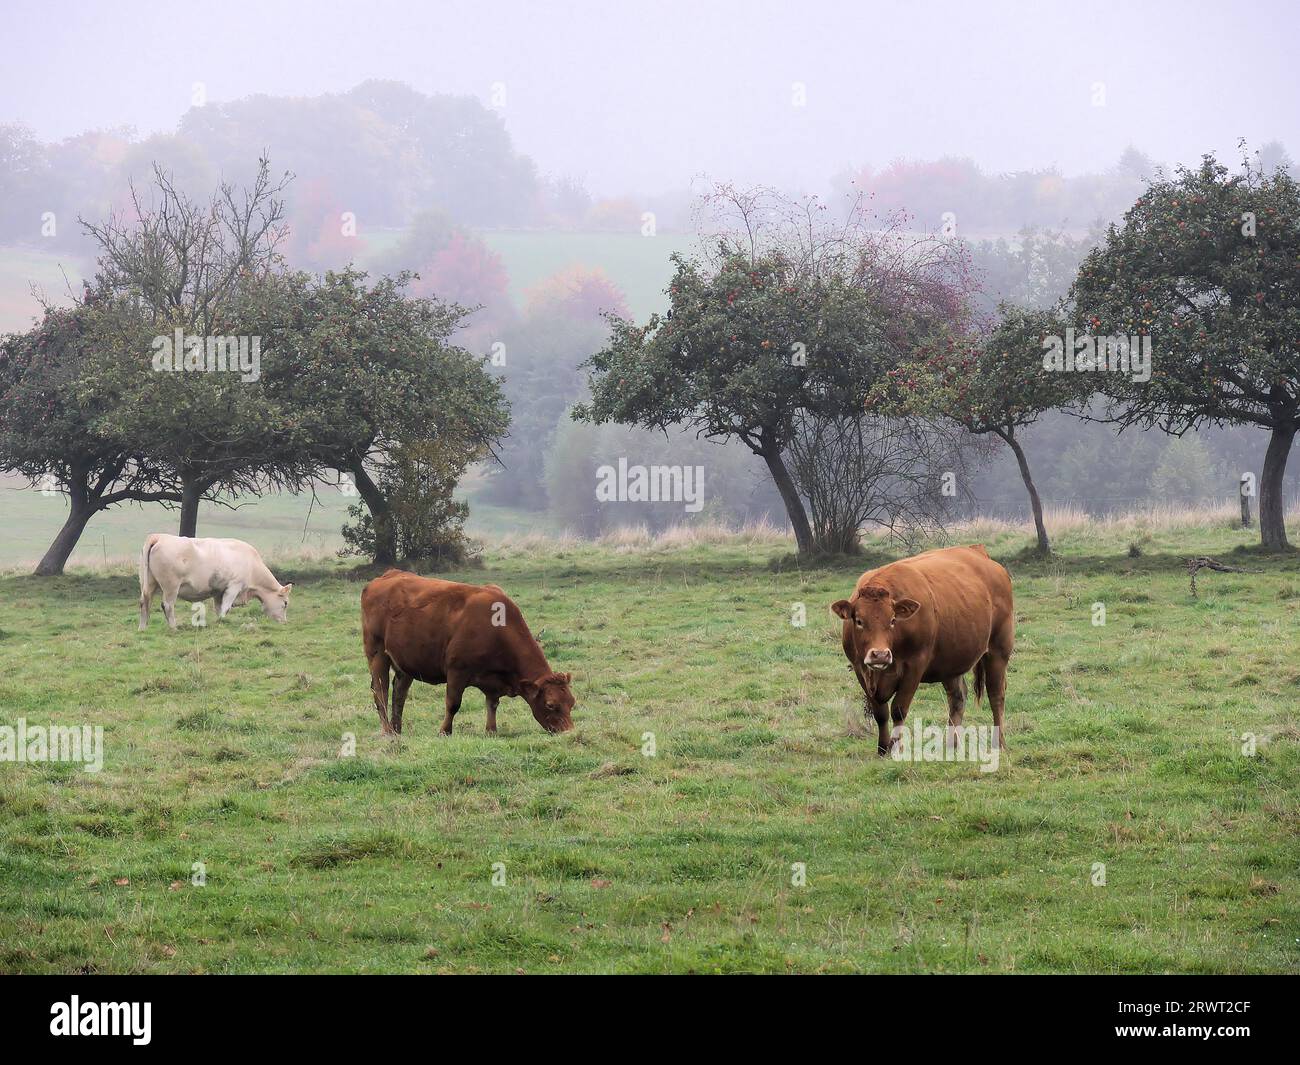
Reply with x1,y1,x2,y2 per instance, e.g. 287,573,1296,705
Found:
361,570,575,736
831,545,1014,755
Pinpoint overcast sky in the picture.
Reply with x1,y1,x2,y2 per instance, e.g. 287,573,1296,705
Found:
4,0,1297,195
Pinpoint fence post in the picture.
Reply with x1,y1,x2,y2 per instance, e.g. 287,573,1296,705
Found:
1240,474,1252,528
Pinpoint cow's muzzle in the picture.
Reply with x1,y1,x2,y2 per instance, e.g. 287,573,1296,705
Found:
864,648,893,670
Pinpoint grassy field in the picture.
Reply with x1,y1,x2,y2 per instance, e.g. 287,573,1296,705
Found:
1,512,1297,973
0,475,558,570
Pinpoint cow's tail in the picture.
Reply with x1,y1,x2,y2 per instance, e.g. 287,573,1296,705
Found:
139,534,160,600
972,653,988,707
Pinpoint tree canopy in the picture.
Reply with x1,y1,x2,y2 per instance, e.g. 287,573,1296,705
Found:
577,186,970,554
1071,152,1300,548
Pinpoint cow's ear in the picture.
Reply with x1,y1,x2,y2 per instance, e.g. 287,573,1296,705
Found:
893,598,920,620
281,583,293,596
519,678,540,699
830,599,853,619
562,672,572,684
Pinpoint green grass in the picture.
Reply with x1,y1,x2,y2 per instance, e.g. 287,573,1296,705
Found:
1,522,1297,973
0,476,553,569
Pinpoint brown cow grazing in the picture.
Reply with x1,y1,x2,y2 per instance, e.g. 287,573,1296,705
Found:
831,544,1014,756
360,570,575,736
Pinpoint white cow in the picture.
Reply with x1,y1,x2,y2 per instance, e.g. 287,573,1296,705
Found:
138,533,293,630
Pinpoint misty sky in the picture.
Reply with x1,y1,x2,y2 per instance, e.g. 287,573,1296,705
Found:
4,0,1298,195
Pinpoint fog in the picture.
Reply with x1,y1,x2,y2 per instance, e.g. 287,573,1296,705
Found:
2,0,1298,559
6,0,1297,195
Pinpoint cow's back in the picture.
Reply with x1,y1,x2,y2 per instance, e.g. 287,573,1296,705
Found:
361,572,481,684
147,534,262,582
858,545,1013,679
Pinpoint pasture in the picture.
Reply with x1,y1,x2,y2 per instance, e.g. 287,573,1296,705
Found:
1,515,1298,973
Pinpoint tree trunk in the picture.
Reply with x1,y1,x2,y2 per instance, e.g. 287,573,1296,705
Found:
178,477,204,537
35,500,96,576
350,460,397,566
760,446,813,554
1002,430,1050,555
1259,424,1295,551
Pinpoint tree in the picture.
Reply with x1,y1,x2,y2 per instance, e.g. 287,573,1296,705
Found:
577,186,969,554
484,268,629,511
340,437,482,566
875,306,1089,554
345,80,541,226
81,156,299,536
254,268,509,566
967,226,1098,315
1150,435,1220,505
0,123,50,243
1071,153,1300,549
1117,146,1157,183
1254,141,1295,180
784,411,983,554
0,291,182,575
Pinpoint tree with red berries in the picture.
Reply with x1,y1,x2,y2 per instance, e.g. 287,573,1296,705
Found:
1071,152,1300,550
577,185,970,555
874,306,1089,555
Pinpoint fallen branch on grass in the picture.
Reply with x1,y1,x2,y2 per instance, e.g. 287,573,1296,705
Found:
1185,556,1262,597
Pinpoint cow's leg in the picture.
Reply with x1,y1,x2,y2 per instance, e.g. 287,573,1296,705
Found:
211,594,222,621
139,580,158,630
854,667,892,755
390,670,414,735
984,652,1009,748
943,675,967,751
887,670,922,755
440,673,465,736
217,583,242,619
368,652,395,735
869,697,891,756
485,695,499,735
160,585,180,630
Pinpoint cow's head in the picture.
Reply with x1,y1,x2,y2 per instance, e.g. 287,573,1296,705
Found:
831,585,919,670
520,672,575,733
258,583,293,623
